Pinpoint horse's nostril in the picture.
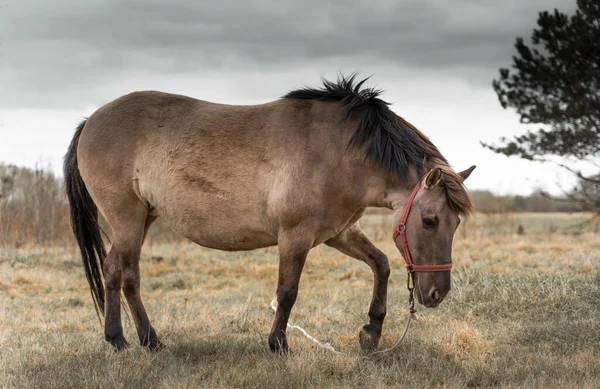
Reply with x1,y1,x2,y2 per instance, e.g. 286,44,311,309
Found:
432,289,441,302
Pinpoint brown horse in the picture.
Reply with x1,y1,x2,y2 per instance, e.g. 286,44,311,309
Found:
64,74,475,353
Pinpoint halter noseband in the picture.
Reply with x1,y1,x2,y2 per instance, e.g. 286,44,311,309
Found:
392,173,453,273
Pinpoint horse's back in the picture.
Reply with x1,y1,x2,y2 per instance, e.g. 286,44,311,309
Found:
78,90,281,181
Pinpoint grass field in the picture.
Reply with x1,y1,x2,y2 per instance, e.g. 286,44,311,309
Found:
1,212,599,388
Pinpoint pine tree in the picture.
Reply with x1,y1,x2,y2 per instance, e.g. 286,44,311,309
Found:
484,0,600,210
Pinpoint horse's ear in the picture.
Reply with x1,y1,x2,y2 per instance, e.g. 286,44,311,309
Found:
458,165,476,181
424,168,442,189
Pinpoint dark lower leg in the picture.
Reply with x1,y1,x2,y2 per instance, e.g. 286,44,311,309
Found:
104,249,128,350
359,259,389,350
269,284,300,354
269,232,311,354
122,220,162,350
123,271,162,350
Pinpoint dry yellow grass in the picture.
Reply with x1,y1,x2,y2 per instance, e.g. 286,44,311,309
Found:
0,212,599,388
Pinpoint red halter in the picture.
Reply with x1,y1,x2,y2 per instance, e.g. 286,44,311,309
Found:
392,173,453,273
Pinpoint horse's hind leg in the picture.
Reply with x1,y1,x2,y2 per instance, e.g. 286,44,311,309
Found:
103,203,161,350
122,214,163,350
103,246,128,350
325,223,390,351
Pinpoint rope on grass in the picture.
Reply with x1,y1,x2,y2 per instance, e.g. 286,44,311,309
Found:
269,299,415,356
270,299,342,354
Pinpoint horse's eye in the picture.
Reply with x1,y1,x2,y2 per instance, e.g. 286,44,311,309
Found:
422,217,437,229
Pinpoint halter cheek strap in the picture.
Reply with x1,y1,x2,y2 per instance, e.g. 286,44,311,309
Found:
392,174,453,273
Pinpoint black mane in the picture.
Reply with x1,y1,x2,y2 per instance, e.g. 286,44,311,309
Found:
284,73,448,179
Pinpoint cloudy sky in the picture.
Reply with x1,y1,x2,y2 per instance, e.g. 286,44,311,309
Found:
0,0,579,195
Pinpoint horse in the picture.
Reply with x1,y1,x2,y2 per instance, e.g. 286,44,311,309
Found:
64,74,475,354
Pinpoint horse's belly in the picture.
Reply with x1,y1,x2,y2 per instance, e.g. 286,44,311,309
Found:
182,226,278,251
150,195,277,251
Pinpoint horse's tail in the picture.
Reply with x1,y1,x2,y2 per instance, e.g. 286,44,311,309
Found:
64,119,106,318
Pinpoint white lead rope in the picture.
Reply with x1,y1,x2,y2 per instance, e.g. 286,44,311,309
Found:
269,299,417,356
269,299,342,354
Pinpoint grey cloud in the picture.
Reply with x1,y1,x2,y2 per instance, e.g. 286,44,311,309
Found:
0,0,575,108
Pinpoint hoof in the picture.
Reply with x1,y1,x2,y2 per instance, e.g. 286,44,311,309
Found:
141,329,164,351
147,337,165,351
359,324,381,351
108,336,129,351
269,336,290,355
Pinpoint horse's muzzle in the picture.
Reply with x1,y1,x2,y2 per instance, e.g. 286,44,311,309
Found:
417,286,449,308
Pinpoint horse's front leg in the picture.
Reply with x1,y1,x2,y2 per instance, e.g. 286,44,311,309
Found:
269,229,312,354
326,222,390,351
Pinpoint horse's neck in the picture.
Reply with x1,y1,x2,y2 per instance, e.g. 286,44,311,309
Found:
386,177,422,211
359,165,422,211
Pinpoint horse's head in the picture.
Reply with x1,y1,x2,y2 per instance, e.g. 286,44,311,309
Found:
393,165,475,308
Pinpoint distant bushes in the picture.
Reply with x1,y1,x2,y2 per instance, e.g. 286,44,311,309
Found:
0,164,71,246
469,190,585,213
